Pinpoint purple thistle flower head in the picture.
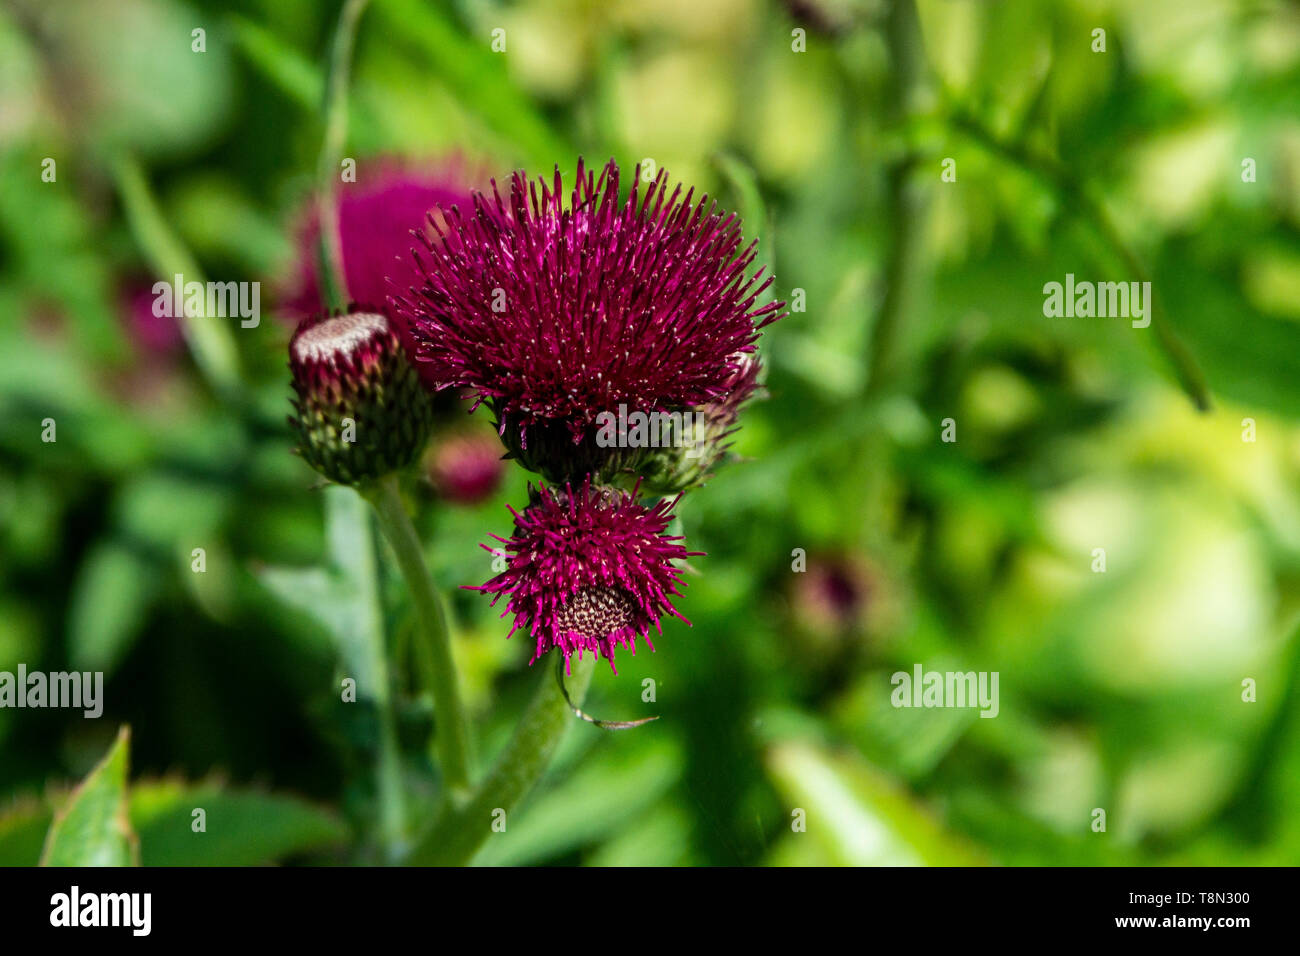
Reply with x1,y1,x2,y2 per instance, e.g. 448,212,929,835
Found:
471,478,703,672
397,158,784,478
280,158,477,321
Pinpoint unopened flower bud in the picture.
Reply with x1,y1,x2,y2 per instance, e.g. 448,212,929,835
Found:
639,352,763,494
288,309,434,485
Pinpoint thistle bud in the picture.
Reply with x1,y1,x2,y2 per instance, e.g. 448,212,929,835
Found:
639,352,763,495
288,309,434,485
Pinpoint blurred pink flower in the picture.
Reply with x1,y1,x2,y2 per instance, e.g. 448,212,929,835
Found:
427,429,505,505
280,157,479,320
121,282,184,356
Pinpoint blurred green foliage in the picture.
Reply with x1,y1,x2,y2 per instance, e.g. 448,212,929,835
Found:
2,0,1300,865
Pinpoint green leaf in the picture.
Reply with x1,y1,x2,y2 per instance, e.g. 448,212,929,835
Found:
475,737,678,865
111,153,242,397
0,150,125,362
226,15,384,150
0,799,52,866
228,15,321,113
130,780,347,866
115,474,230,554
2,780,347,867
253,487,384,692
40,727,138,867
42,0,233,159
375,0,573,168
1159,242,1300,418
67,541,157,676
765,740,986,866
254,565,356,641
167,174,293,276
713,152,776,306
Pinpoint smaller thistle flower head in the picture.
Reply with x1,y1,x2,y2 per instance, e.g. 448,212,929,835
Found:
288,308,434,485
472,479,702,672
280,158,476,321
426,428,506,505
397,158,784,482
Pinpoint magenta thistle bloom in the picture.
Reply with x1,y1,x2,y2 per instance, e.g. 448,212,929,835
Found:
397,158,783,477
472,479,702,672
280,158,476,321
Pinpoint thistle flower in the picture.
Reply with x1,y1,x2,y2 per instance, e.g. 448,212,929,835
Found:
397,158,784,482
280,159,476,320
426,428,506,505
288,309,434,485
472,479,702,672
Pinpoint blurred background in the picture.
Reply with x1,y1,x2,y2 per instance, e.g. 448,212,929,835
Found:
2,0,1300,866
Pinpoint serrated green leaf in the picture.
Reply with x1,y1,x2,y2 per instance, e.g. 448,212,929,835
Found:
130,780,347,866
3,780,347,867
40,726,138,867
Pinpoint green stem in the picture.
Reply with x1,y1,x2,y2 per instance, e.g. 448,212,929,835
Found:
312,0,407,860
364,552,407,862
365,474,473,797
866,0,929,396
316,0,371,312
326,487,407,860
407,654,596,865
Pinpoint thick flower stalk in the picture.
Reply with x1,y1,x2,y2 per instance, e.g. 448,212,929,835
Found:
288,308,435,485
396,158,783,484
473,480,701,672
